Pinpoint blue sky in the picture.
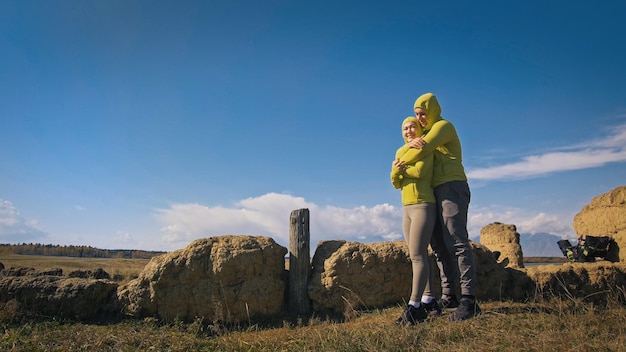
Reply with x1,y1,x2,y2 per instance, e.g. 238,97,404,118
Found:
1,1,625,256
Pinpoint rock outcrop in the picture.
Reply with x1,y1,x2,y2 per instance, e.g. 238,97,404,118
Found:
117,235,287,323
68,268,111,279
480,223,524,268
0,268,120,322
306,239,531,316
573,185,626,262
526,261,626,304
3,184,626,324
307,240,411,317
471,241,531,301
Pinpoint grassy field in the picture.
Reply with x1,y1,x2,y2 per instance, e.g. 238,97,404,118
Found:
1,254,625,351
2,300,625,351
0,252,150,282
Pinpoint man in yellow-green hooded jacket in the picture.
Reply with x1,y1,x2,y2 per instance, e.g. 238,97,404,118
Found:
396,92,481,321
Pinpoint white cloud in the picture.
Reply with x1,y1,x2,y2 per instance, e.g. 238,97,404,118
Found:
153,193,575,252
467,123,626,180
313,203,401,242
154,193,403,250
0,199,48,243
0,194,578,253
116,231,133,243
584,122,626,149
468,205,576,241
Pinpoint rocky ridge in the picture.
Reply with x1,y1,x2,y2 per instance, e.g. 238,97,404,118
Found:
1,185,624,323
574,185,626,262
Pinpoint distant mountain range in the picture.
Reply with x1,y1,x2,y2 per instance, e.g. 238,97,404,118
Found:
519,233,567,257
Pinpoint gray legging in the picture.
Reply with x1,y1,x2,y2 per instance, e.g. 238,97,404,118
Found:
402,202,436,302
430,180,476,297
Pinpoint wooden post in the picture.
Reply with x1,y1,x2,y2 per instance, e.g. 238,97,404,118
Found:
288,208,311,317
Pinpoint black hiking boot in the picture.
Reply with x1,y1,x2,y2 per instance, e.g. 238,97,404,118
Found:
395,304,428,326
437,295,459,311
423,300,442,316
449,298,482,321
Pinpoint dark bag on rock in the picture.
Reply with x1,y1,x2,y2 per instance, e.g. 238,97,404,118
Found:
557,239,585,262
557,236,615,262
579,236,613,260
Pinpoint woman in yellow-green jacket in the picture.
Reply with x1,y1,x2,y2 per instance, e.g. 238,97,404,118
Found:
390,116,439,326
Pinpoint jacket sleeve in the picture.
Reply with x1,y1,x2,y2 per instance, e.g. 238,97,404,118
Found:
390,144,410,184
403,164,422,179
398,120,454,165
390,172,402,189
392,162,423,188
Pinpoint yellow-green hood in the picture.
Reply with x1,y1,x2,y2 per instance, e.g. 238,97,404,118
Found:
401,116,421,143
413,92,441,131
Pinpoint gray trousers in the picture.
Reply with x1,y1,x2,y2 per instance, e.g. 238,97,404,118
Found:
430,180,476,297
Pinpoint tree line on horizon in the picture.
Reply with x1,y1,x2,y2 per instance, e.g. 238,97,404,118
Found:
0,243,166,259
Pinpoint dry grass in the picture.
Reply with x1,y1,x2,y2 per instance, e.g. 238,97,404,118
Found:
1,301,625,351
2,255,625,351
0,253,150,283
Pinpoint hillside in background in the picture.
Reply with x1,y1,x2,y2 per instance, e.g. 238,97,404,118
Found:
0,243,166,259
519,233,564,257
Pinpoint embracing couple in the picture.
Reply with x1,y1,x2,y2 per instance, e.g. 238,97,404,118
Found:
390,92,480,325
